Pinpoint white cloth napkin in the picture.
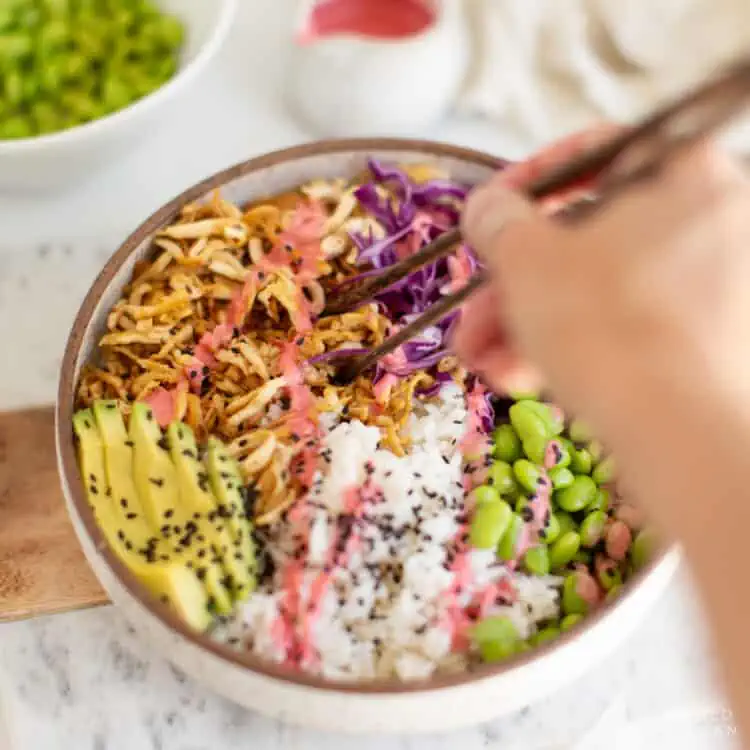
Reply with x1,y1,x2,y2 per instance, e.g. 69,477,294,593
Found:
458,0,750,153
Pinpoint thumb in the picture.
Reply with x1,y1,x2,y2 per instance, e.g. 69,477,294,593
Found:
461,178,537,271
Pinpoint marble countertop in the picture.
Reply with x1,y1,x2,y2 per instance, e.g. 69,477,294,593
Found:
0,2,741,748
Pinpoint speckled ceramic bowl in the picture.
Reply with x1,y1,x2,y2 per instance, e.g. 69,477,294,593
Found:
56,139,679,734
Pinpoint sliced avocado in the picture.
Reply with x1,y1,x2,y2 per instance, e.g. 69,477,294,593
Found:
130,404,233,615
206,437,257,599
131,561,212,632
167,422,250,610
91,401,160,560
74,407,211,632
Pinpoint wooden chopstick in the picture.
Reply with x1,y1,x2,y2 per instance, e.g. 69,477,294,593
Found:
330,55,750,384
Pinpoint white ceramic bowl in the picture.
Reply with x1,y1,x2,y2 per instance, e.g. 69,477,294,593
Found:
0,0,236,192
56,139,679,734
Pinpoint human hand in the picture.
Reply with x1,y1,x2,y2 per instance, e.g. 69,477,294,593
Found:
454,131,750,446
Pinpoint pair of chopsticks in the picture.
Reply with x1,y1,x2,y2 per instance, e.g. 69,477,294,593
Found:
324,56,750,384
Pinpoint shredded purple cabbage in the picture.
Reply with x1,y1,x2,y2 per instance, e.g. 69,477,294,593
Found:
347,158,504,412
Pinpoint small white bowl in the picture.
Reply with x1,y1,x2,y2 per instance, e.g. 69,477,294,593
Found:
0,0,237,193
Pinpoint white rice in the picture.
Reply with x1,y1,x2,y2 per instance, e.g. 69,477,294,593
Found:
220,383,562,681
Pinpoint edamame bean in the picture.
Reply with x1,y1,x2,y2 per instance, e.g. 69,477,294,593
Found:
522,435,547,464
521,400,564,436
508,388,540,401
569,447,593,475
549,466,574,490
631,528,656,571
530,626,559,646
509,402,550,444
513,459,545,494
560,613,583,632
572,549,592,566
555,475,597,512
596,558,622,591
549,531,581,570
471,616,520,663
579,510,608,548
470,499,513,550
562,572,590,615
569,419,594,444
556,511,577,536
592,455,615,485
0,114,31,139
588,488,611,513
541,512,561,544
472,485,501,506
523,545,550,576
488,461,517,496
493,424,522,464
606,583,623,602
544,439,571,469
588,440,604,464
498,513,526,561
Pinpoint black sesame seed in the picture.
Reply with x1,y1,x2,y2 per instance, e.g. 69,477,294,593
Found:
126,512,137,520
90,485,98,495
164,509,174,519
120,498,128,508
149,477,165,487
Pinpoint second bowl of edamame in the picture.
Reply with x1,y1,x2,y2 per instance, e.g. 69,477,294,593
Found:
0,0,236,190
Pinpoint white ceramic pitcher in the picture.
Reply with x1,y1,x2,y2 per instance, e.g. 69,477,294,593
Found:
285,0,470,137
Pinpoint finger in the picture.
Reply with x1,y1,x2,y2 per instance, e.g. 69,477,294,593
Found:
472,347,545,396
452,287,505,369
461,181,537,272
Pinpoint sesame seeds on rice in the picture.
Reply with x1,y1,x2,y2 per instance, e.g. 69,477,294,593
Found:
219,385,562,681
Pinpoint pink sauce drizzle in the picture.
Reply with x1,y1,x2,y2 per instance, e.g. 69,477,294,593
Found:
298,0,436,43
445,246,474,294
460,381,491,460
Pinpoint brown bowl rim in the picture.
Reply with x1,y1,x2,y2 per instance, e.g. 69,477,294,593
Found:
56,137,667,694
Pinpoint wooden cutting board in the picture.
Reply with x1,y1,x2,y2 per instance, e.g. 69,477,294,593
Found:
0,407,107,622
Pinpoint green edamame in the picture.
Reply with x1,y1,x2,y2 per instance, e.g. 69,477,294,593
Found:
493,424,522,464
530,626,559,646
562,572,589,615
555,475,597,513
488,461,518,496
588,440,604,464
541,512,561,544
579,510,608,548
560,613,583,632
569,447,593,475
513,459,545,494
523,545,550,576
472,485,501,506
588,488,611,513
549,531,581,570
509,402,550,444
522,435,547,465
548,466,574,490
631,528,656,571
555,511,577,537
596,559,622,591
520,400,564,436
498,513,526,561
568,419,593,444
0,0,184,141
469,499,513,550
471,616,520,663
592,455,615,485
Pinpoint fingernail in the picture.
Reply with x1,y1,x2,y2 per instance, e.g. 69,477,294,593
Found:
462,182,533,262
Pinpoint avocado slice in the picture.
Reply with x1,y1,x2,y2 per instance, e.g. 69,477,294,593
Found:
74,407,211,632
167,422,253,607
130,403,233,615
92,401,160,560
206,437,257,599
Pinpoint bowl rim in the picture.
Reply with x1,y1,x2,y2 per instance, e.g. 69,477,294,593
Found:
0,0,237,154
56,136,669,694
